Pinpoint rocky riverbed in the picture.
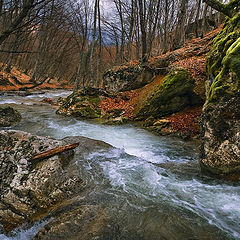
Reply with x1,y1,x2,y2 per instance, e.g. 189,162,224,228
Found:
0,130,111,239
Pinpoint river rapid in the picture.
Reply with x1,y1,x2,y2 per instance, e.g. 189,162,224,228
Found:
0,91,240,240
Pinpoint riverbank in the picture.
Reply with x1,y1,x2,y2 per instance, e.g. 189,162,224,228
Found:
54,29,221,140
0,94,239,239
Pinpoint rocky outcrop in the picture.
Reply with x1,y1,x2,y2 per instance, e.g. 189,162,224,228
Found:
0,106,21,127
103,65,153,92
56,88,104,119
0,130,111,238
56,88,130,125
200,13,240,180
133,68,202,120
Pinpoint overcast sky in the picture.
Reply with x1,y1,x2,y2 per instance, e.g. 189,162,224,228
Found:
100,0,115,16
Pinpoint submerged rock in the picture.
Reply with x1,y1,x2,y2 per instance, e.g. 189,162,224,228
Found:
34,205,109,240
200,13,240,180
0,106,21,127
0,130,111,238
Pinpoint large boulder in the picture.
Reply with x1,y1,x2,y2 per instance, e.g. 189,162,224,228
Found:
0,106,21,127
200,12,240,180
103,65,153,92
133,68,202,120
0,130,111,238
56,88,103,119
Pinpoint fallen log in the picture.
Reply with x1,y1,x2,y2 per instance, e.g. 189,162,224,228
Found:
30,143,79,162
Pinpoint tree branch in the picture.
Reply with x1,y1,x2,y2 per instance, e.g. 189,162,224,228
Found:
203,0,232,17
30,143,80,162
0,0,35,46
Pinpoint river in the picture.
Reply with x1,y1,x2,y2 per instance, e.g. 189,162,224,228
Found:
0,91,239,240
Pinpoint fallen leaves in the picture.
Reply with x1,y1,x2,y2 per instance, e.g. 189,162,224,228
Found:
99,91,139,118
166,106,202,137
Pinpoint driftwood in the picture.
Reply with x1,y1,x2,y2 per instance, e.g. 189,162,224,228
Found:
30,143,79,162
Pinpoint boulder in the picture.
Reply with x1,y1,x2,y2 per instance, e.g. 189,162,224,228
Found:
56,88,102,119
200,13,240,180
0,130,111,238
133,68,202,120
0,106,21,127
103,65,153,92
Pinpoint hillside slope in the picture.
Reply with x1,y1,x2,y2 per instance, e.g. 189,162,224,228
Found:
57,28,220,139
0,65,72,91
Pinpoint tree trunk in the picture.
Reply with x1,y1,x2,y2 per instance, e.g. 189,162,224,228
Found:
138,0,147,64
0,0,35,46
203,0,235,17
89,0,98,87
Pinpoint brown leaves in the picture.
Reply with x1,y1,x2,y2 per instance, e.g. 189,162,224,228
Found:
172,56,207,80
166,107,202,136
99,91,139,118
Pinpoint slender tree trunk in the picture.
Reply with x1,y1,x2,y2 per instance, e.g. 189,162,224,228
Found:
96,0,102,88
89,0,98,87
194,0,202,38
138,0,147,64
0,0,35,46
171,0,188,50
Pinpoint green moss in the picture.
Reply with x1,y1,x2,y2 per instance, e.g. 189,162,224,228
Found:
74,105,100,119
87,96,100,107
134,68,198,120
206,12,240,105
57,90,101,119
162,68,192,89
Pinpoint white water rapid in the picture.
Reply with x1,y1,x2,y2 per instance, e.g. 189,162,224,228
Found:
0,91,239,240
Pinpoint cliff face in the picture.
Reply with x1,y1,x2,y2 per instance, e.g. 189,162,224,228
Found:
200,13,240,180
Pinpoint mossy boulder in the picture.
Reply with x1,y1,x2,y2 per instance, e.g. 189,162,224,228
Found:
200,12,240,180
56,88,102,119
134,68,201,120
0,106,21,127
103,65,153,92
206,12,240,103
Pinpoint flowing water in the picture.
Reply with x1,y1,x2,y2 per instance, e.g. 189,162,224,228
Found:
0,91,240,240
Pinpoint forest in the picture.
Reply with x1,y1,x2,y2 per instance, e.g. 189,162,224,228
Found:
0,0,227,88
0,0,240,239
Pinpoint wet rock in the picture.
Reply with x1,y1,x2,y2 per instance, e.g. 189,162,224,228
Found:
0,130,111,236
201,95,240,180
0,106,21,127
56,88,103,119
34,205,109,240
103,116,128,125
99,108,128,125
200,13,240,180
105,108,124,118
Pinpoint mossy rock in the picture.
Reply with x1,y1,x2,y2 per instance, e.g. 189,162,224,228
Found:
56,89,101,119
134,68,200,120
0,106,22,127
201,12,240,181
103,116,128,125
103,65,154,92
206,12,240,104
